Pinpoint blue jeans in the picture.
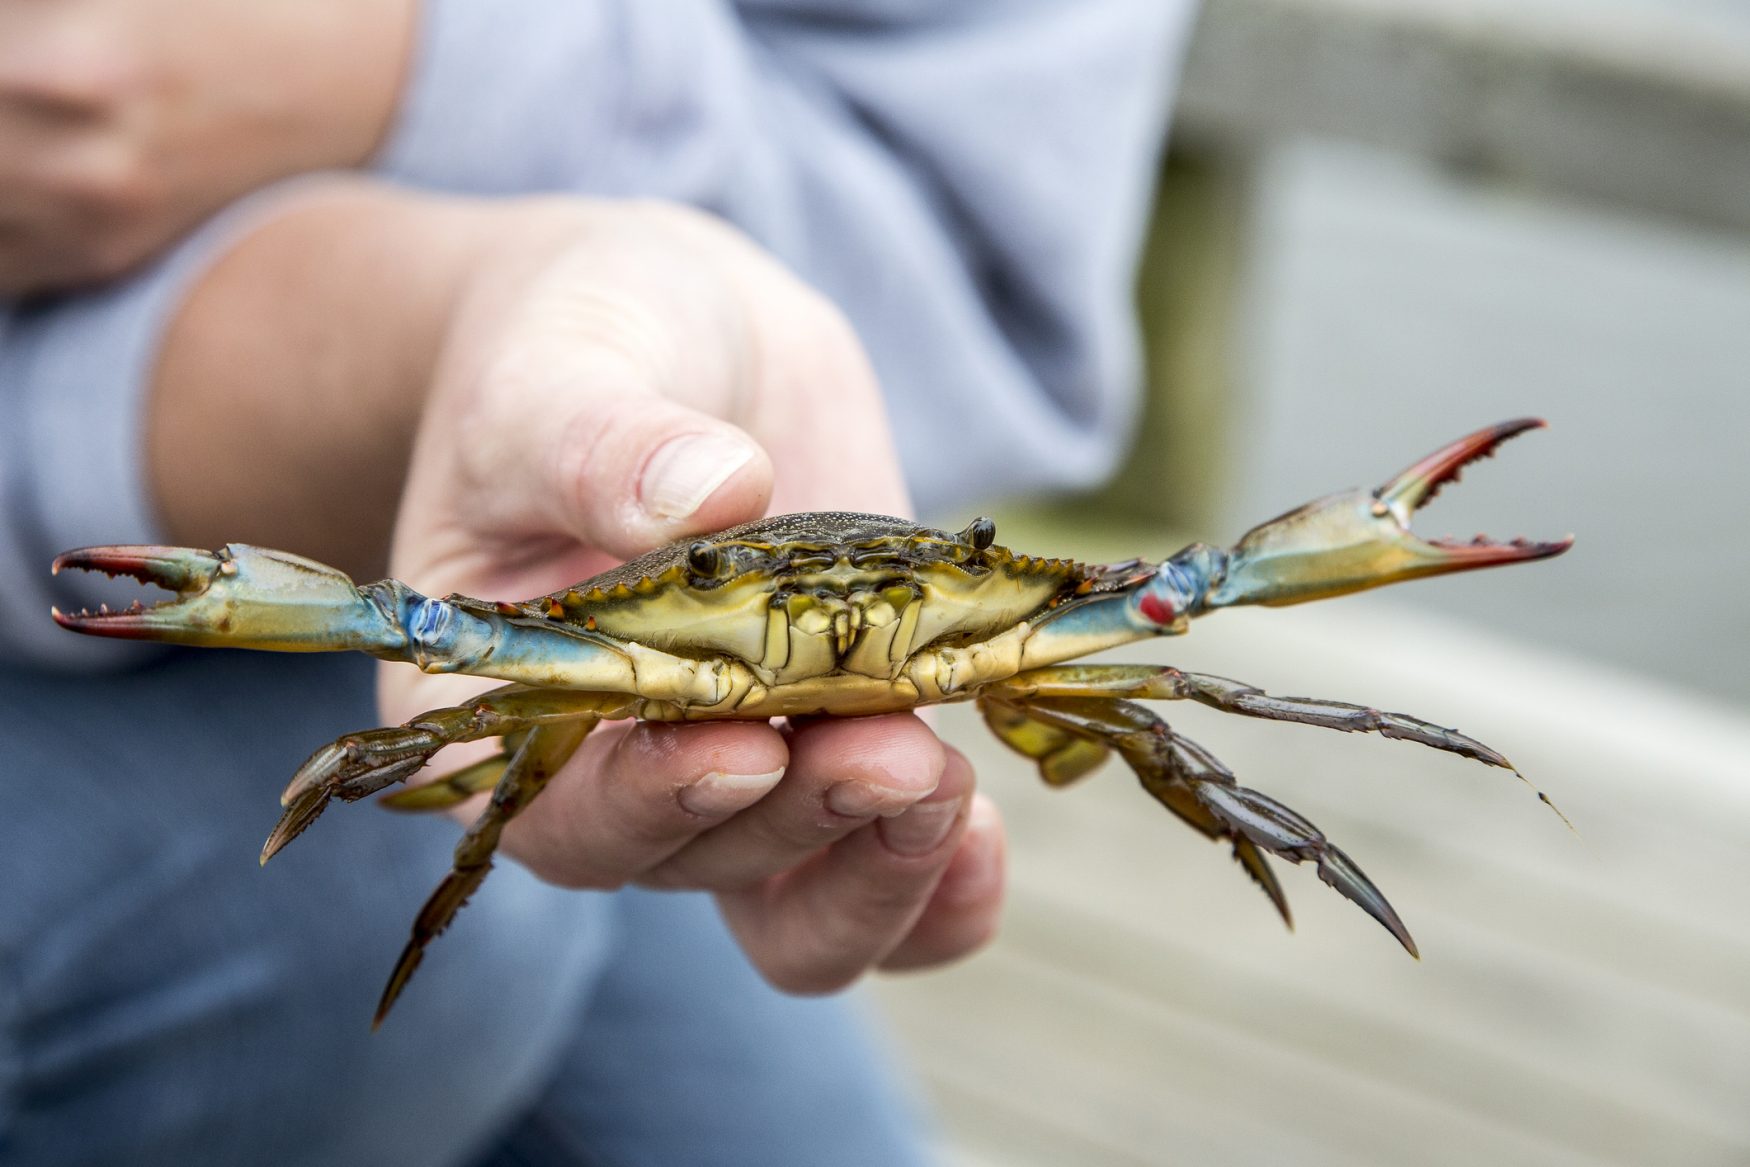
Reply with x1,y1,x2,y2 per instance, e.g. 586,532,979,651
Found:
0,650,932,1166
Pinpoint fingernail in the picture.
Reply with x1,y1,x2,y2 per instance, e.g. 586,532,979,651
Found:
678,767,785,816
879,796,965,857
825,780,919,819
640,433,756,521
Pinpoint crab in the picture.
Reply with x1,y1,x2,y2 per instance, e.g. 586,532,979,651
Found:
53,419,1571,1026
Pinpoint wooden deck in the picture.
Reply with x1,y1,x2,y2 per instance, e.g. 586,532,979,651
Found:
869,517,1750,1166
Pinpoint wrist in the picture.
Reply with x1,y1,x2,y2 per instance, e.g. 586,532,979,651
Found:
147,179,530,574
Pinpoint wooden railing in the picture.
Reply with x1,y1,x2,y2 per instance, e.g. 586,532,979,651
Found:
1098,0,1750,531
1176,0,1750,232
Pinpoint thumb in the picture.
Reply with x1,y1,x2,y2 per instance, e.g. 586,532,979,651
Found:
419,291,777,563
541,396,775,560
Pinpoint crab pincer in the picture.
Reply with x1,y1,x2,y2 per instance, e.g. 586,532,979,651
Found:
53,544,409,653
1203,417,1574,609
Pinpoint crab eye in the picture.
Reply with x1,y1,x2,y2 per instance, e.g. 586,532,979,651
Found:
959,517,996,551
686,542,722,577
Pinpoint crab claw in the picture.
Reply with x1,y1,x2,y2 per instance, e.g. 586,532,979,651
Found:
52,544,406,653
1206,419,1573,609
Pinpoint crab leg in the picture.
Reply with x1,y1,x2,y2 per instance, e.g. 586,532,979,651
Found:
985,693,1414,955
263,685,642,862
994,665,1510,764
49,544,655,692
989,664,1566,822
377,749,517,813
981,695,1291,924
375,717,593,1028
979,699,1112,787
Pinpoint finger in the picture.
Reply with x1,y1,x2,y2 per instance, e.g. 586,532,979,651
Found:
879,791,1006,971
498,719,789,889
648,712,945,890
0,108,151,292
404,365,778,599
435,362,775,565
717,741,975,994
576,404,774,557
0,89,89,174
0,107,93,291
0,220,92,293
0,18,125,112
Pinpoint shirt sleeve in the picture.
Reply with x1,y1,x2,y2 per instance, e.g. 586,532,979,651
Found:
0,195,307,669
0,262,191,669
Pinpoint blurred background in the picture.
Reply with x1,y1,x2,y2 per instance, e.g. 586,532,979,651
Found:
874,1,1750,1163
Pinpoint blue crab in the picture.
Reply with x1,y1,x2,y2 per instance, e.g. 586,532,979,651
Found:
53,419,1570,1025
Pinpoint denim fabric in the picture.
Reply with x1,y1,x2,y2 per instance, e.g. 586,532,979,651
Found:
471,889,932,1167
0,650,931,1165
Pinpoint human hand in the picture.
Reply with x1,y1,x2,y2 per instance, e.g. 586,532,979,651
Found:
0,0,412,293
383,201,1005,991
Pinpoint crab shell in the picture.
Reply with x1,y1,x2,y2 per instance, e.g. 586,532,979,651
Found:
480,511,1090,696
